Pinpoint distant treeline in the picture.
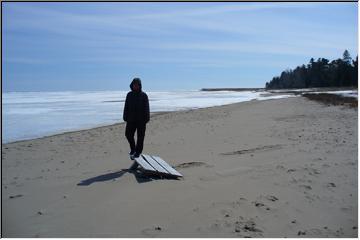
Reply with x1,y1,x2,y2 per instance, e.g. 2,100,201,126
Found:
265,50,358,89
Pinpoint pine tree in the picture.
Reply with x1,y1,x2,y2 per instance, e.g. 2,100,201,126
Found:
265,52,358,89
343,50,352,65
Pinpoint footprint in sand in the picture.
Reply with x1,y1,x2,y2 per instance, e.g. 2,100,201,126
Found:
9,194,23,199
253,201,265,207
265,195,279,202
141,226,163,237
37,210,45,215
287,168,297,173
253,195,279,211
234,217,263,237
221,144,283,156
220,209,233,218
252,201,271,211
175,162,212,169
303,167,321,176
340,206,353,213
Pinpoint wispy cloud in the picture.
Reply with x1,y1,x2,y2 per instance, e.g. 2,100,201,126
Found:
128,2,318,19
4,3,356,54
4,58,49,64
4,54,302,70
155,37,355,57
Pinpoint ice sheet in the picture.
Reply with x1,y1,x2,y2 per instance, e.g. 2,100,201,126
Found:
3,90,295,143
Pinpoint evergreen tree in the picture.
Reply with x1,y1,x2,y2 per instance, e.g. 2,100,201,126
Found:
343,50,352,65
265,50,358,89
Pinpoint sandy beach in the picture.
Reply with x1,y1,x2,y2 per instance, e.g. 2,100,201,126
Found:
2,96,357,237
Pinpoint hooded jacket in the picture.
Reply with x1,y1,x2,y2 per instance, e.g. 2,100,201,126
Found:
123,78,150,124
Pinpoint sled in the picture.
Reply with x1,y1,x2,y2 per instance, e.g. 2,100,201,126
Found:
131,154,183,178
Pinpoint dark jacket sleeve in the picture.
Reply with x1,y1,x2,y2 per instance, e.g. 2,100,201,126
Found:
144,93,150,123
123,93,129,122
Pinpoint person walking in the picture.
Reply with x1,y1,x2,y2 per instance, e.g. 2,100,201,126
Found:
123,78,150,168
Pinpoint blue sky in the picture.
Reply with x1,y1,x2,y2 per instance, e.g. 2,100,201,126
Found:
2,2,358,92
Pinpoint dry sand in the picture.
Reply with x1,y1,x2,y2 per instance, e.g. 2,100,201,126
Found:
2,96,358,237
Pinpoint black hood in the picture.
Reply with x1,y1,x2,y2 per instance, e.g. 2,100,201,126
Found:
130,78,142,92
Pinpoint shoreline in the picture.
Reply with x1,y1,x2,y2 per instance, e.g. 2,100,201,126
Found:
3,88,357,145
2,111,172,145
2,98,279,145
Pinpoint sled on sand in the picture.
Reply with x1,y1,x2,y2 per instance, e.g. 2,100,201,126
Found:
130,154,183,179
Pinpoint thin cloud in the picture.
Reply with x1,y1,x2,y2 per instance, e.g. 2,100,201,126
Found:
3,54,303,69
156,39,354,58
3,3,329,39
4,58,49,64
128,2,319,20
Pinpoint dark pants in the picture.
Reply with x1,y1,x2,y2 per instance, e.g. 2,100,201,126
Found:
125,121,146,154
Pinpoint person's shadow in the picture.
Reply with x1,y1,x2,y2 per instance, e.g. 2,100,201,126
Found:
77,165,177,186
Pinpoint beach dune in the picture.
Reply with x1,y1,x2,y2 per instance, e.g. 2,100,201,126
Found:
2,97,357,237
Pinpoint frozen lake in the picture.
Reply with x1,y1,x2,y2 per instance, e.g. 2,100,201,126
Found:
2,90,297,143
